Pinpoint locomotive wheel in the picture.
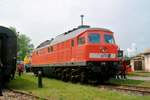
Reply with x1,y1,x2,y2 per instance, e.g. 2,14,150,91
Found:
70,69,78,83
61,69,67,81
80,72,87,84
70,76,76,83
96,73,105,84
65,74,70,82
55,68,62,79
64,69,70,82
75,75,80,82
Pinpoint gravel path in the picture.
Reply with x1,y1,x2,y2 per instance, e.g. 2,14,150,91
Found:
0,90,38,100
128,76,150,81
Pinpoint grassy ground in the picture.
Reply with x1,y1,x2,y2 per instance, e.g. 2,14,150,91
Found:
127,71,150,77
116,71,150,87
9,73,150,100
107,78,150,87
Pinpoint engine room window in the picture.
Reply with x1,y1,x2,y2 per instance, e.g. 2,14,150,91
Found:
71,40,74,47
88,33,100,43
36,51,38,55
78,37,85,45
48,46,53,52
104,34,115,44
50,46,53,52
48,47,50,52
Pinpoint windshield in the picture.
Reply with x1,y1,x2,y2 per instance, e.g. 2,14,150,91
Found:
88,33,100,43
104,34,115,44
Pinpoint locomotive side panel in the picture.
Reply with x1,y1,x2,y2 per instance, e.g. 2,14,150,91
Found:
32,32,88,66
71,32,87,62
31,28,119,65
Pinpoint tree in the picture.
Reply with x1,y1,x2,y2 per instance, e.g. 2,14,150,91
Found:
9,27,34,60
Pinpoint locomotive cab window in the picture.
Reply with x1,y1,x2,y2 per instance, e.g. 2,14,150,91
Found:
88,33,100,43
104,34,115,44
78,37,85,45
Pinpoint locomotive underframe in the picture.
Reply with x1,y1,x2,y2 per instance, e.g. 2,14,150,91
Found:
32,61,119,83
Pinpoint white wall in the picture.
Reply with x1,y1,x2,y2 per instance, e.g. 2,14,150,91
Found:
130,59,135,71
144,54,150,72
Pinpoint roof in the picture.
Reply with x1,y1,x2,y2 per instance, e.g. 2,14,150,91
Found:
36,39,53,49
143,49,150,55
0,26,16,37
143,51,150,55
50,25,112,45
35,25,112,50
50,25,89,45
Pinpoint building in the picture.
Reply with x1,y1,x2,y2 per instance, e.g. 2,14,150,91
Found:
130,49,150,72
143,50,150,72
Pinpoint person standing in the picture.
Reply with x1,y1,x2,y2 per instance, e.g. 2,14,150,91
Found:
121,60,127,79
17,61,24,76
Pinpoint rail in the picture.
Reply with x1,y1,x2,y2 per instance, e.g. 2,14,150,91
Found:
99,85,150,96
2,89,48,100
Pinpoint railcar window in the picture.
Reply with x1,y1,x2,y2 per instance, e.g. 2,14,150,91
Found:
36,51,38,55
88,33,100,43
71,40,74,47
48,47,50,52
48,46,53,52
78,37,85,45
104,34,115,44
51,46,53,51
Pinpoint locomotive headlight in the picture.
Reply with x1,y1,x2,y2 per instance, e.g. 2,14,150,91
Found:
100,47,108,53
111,54,116,58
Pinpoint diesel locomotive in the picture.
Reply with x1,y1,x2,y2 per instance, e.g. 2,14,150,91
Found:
31,25,121,83
0,26,17,83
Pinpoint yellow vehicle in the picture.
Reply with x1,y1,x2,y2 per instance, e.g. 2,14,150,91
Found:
24,55,31,72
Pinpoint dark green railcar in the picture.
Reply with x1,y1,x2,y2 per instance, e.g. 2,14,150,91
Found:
0,26,17,83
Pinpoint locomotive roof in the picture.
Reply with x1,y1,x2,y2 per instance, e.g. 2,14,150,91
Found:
50,25,89,45
36,39,53,49
35,25,112,50
50,25,112,45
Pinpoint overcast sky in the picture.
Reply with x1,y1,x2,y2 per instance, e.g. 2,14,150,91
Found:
0,0,150,54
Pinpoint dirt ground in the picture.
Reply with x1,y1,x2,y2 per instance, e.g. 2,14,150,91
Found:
0,90,37,100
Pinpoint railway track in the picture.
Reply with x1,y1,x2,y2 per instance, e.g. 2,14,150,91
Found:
99,85,150,96
0,89,48,100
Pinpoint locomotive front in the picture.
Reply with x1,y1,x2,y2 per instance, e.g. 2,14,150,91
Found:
84,28,119,81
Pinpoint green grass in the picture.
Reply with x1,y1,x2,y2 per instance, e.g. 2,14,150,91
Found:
107,78,150,87
107,78,144,86
128,71,150,77
9,73,150,100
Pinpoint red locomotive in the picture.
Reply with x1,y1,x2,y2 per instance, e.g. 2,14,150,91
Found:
31,25,121,83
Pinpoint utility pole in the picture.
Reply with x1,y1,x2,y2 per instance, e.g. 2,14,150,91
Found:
80,15,84,26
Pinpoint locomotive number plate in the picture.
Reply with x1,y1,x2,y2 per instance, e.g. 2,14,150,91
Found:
89,53,115,58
